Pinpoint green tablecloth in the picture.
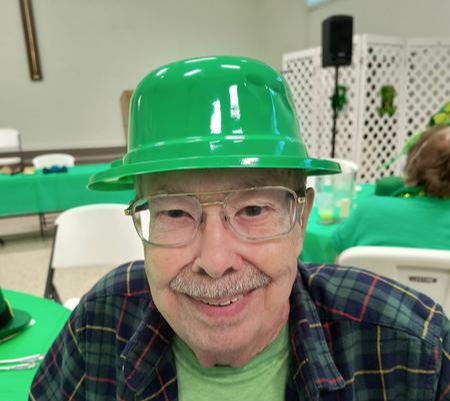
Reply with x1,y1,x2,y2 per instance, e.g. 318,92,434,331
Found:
0,164,135,217
301,184,375,264
0,290,70,401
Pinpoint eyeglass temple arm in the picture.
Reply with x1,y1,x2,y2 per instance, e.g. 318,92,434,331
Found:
124,202,147,216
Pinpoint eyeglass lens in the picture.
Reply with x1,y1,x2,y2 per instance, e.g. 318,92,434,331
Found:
132,187,299,246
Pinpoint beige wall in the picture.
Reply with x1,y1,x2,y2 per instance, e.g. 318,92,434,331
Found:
258,0,308,69
0,0,263,150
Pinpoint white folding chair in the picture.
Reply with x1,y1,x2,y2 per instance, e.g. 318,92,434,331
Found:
44,204,144,309
338,246,450,315
0,128,23,167
32,153,75,169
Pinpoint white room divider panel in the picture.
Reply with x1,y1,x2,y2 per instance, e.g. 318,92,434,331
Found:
404,38,450,138
283,35,450,183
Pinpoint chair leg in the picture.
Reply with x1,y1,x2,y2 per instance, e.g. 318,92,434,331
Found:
48,285,62,304
44,233,62,303
44,266,54,298
38,213,46,239
44,267,62,303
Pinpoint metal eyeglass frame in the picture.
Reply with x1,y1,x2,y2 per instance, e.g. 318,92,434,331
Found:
125,185,307,247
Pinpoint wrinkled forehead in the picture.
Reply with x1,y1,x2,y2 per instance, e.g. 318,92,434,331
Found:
137,168,305,196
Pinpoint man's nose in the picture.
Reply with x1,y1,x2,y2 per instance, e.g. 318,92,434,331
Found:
191,211,243,278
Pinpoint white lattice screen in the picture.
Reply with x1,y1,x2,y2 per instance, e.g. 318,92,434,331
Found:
283,34,450,183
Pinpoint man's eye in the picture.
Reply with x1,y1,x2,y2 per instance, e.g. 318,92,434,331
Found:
240,206,264,217
163,209,189,218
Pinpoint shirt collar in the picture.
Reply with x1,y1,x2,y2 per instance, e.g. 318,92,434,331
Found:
288,263,345,398
121,300,174,394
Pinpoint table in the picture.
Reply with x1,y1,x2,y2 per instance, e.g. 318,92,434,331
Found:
301,184,375,264
0,290,70,401
0,163,135,217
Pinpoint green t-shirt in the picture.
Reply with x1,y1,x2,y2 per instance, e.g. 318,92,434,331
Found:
172,324,290,401
333,194,450,253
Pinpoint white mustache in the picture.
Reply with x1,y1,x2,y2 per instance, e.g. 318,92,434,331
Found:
169,265,271,299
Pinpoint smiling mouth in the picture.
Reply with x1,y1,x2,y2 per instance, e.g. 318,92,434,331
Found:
194,293,245,307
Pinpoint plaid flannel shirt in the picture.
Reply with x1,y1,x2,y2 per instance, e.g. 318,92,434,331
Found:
29,261,450,401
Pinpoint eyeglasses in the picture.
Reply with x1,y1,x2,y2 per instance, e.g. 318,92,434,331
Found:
125,186,306,247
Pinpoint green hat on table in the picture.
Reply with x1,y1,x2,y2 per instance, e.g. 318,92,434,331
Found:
0,288,31,340
88,55,341,191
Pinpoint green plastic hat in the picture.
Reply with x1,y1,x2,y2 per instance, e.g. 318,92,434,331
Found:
0,288,31,340
89,56,340,191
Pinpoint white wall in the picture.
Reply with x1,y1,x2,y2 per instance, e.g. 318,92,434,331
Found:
0,0,263,150
306,0,450,47
258,0,308,69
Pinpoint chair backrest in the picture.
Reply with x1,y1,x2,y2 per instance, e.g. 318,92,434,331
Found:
338,246,450,315
0,128,21,151
51,204,144,270
32,153,75,169
0,128,22,167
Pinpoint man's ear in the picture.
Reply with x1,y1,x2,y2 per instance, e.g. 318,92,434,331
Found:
300,187,315,232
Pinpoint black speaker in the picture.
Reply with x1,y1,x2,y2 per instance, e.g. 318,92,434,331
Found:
322,15,353,67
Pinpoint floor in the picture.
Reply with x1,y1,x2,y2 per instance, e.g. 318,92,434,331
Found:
0,216,111,304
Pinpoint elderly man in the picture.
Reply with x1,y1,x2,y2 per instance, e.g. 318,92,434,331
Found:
30,56,449,401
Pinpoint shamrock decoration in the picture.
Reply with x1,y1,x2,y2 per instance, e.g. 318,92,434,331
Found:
377,85,396,117
330,85,347,112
